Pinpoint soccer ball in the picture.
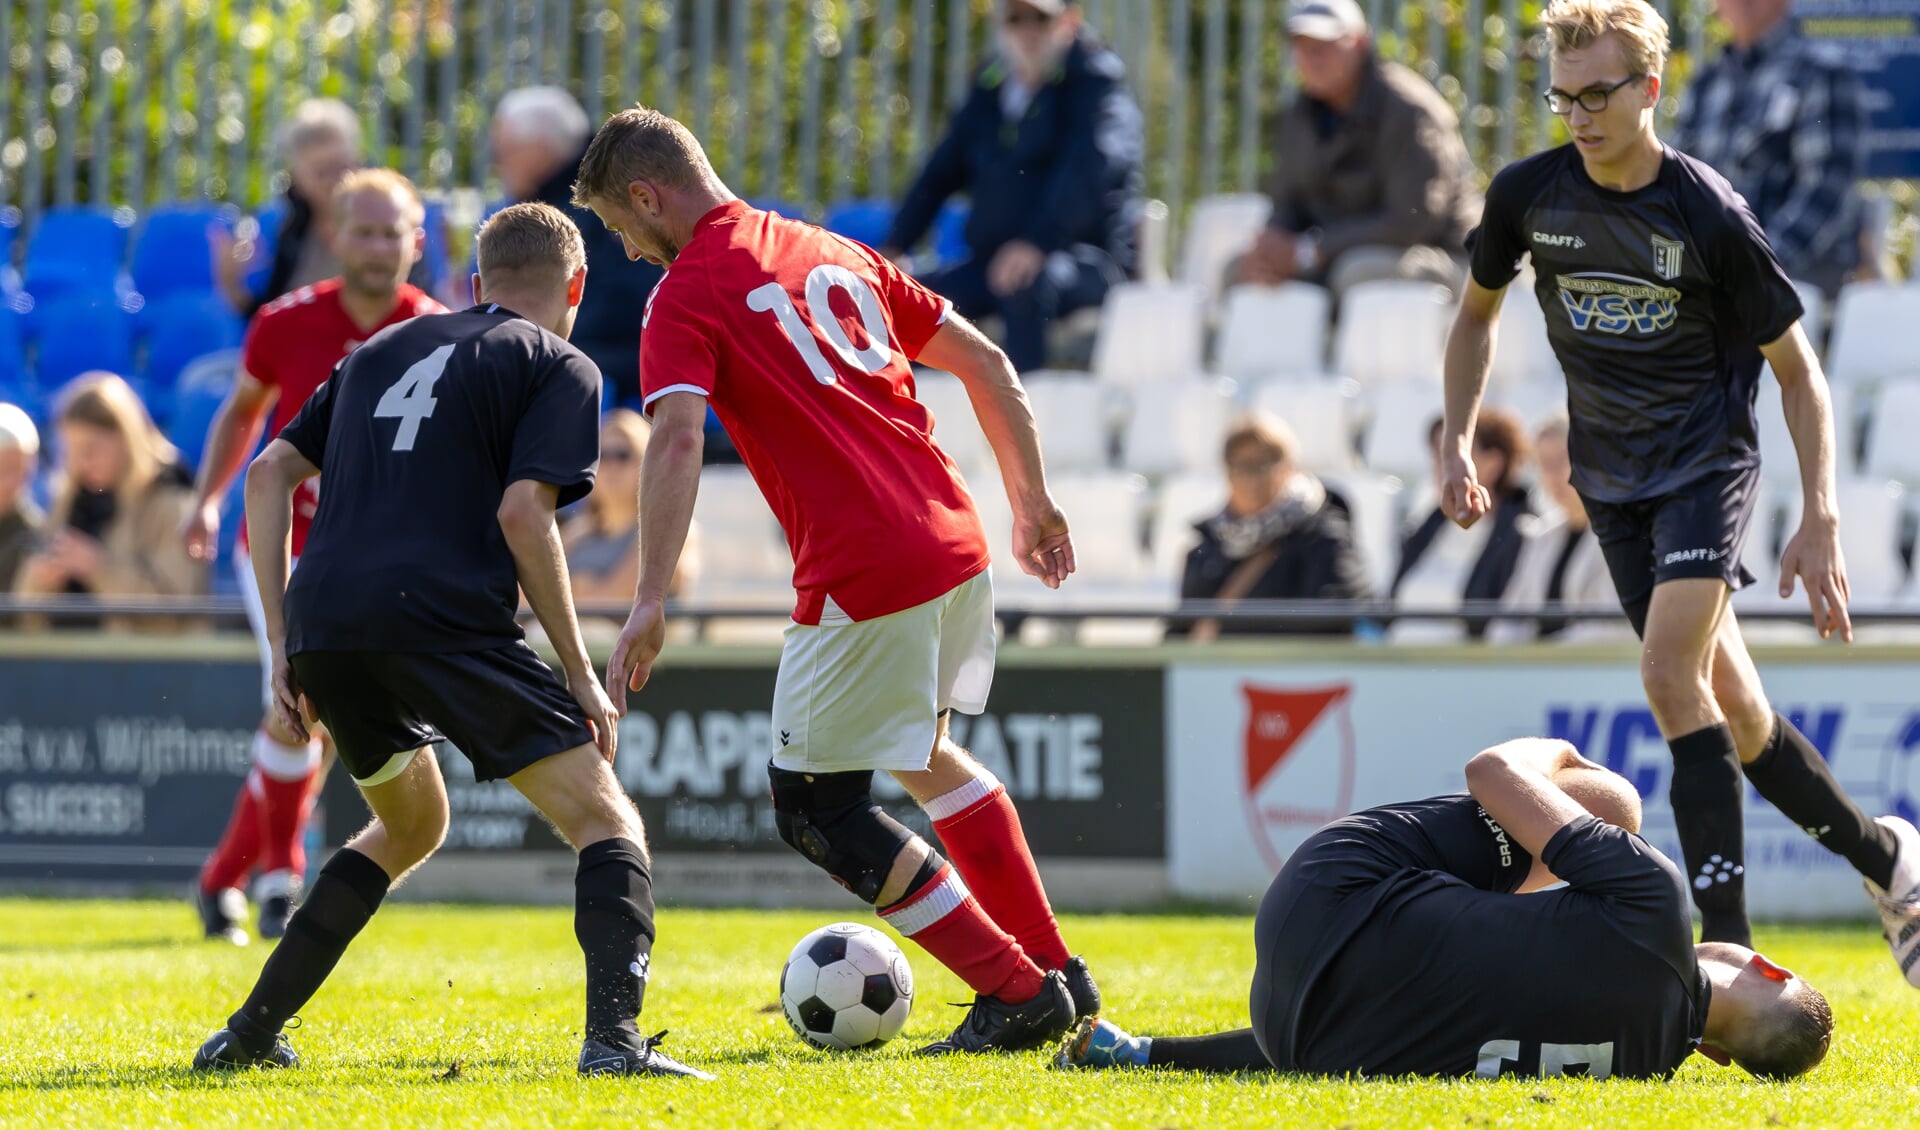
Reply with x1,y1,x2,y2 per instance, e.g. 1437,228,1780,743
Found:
779,922,914,1050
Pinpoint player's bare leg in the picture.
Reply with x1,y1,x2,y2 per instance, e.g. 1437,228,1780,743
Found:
194,748,446,1070
890,715,1099,1016
1708,609,1919,985
507,743,711,1078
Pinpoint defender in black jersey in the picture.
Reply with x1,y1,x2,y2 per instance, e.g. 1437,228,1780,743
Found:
1439,0,1920,976
1057,740,1834,1080
189,203,710,1079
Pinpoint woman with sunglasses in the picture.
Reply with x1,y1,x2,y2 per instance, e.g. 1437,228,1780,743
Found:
561,408,695,615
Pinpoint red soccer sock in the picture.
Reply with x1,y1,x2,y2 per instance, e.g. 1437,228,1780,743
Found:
878,862,1046,1003
252,732,323,897
199,772,265,895
928,773,1071,970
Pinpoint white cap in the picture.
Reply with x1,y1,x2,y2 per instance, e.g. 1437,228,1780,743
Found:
1286,0,1369,41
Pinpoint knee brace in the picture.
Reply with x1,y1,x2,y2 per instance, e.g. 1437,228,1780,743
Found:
768,766,916,904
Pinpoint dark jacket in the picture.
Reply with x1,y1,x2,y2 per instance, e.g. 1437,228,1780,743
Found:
528,149,664,405
1176,488,1372,637
1264,53,1481,265
885,34,1144,272
1392,486,1533,639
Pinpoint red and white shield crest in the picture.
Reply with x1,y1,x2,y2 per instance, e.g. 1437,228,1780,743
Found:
1241,683,1357,874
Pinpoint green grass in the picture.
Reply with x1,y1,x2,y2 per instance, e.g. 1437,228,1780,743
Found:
1,899,1917,1129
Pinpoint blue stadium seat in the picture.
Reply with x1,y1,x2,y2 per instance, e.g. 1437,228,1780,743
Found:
242,197,290,301
0,206,21,294
934,201,971,267
24,206,133,301
822,199,897,250
141,291,245,409
0,304,25,401
29,292,137,393
422,199,452,297
132,203,235,301
165,349,240,473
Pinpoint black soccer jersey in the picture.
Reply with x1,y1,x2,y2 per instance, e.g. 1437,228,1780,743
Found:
277,305,602,655
1291,808,1708,1080
1469,144,1804,504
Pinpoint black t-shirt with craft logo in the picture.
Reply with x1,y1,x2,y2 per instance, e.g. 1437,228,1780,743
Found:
1468,143,1804,504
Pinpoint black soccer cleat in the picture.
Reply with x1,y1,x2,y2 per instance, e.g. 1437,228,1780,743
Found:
916,969,1077,1055
1061,955,1102,1019
577,1031,715,1080
257,894,295,941
191,1027,299,1071
194,885,249,946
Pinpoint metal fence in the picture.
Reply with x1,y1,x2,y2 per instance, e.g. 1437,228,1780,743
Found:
0,0,1744,232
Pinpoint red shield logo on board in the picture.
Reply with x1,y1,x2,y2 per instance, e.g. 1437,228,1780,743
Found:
1241,683,1357,874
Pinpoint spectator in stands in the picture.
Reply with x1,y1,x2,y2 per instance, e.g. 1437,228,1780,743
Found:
0,403,43,593
492,87,663,405
1672,0,1868,297
1176,413,1371,639
1489,415,1623,643
1235,0,1480,298
213,99,436,319
14,373,205,632
1391,410,1533,640
562,408,696,612
878,0,1144,372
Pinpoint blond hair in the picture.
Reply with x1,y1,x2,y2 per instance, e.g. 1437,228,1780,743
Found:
586,409,651,530
333,166,426,227
52,372,180,522
475,201,587,292
1223,412,1299,468
1542,0,1670,76
571,105,715,206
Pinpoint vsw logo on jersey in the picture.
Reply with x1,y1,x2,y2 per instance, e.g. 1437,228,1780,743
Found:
1555,272,1680,337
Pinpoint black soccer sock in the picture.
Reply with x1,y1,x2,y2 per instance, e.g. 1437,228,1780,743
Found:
1668,724,1751,946
1744,714,1899,890
1147,1028,1273,1072
575,837,656,1051
228,847,389,1055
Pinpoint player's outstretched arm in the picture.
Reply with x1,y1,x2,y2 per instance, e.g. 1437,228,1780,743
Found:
1764,323,1852,642
1439,279,1505,530
915,313,1074,588
181,371,278,561
606,391,706,711
1464,738,1606,860
243,438,318,741
500,479,618,761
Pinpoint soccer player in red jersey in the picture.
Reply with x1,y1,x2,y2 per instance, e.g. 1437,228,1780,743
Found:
182,169,446,944
576,107,1095,1054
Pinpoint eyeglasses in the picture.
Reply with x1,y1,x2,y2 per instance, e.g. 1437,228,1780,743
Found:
1226,456,1283,478
1003,8,1056,28
1543,74,1643,116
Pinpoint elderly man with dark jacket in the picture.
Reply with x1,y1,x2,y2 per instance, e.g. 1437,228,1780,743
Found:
880,0,1143,373
489,86,664,404
1239,0,1481,297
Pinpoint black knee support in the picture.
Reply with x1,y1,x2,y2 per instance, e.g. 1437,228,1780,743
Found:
768,766,916,904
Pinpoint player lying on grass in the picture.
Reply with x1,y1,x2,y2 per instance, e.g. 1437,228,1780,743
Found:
1059,739,1834,1080
190,202,709,1079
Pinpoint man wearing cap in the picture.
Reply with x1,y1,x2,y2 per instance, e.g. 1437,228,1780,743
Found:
1237,0,1481,298
880,0,1144,373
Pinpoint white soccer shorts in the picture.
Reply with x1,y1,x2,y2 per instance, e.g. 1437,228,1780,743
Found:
769,569,997,774
235,552,295,709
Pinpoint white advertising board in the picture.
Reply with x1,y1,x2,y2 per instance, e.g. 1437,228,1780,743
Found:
1167,659,1920,919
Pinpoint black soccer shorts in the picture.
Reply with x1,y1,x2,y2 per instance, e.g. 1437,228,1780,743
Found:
1580,466,1762,637
290,642,596,785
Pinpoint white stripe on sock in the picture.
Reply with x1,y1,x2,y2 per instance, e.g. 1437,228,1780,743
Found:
923,772,1003,822
880,869,971,936
252,731,321,781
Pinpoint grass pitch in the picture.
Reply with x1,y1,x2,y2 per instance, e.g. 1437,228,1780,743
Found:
1,899,1917,1129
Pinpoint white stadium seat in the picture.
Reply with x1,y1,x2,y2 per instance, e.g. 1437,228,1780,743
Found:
1023,374,1112,473
1176,193,1272,309
1049,472,1152,588
1482,377,1564,432
1149,471,1227,579
1121,376,1235,476
1826,281,1920,389
1863,378,1920,485
914,372,992,476
1091,282,1207,388
1791,279,1826,343
1333,279,1454,388
1213,283,1331,381
1361,384,1442,481
1835,478,1910,604
1487,279,1560,392
1320,470,1406,597
687,466,792,608
1731,490,1784,614
1248,378,1358,473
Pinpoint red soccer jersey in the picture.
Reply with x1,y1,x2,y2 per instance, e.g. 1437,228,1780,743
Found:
238,278,445,554
639,200,990,625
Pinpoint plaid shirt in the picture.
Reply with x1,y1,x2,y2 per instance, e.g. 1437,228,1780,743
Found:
1672,25,1865,290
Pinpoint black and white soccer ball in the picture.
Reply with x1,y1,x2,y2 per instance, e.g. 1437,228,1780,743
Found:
779,922,914,1050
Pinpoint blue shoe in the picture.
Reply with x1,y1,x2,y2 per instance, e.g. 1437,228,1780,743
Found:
1053,1016,1150,1070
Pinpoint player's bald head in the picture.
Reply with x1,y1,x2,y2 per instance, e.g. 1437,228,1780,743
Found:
1552,764,1643,834
476,202,586,294
571,105,715,209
